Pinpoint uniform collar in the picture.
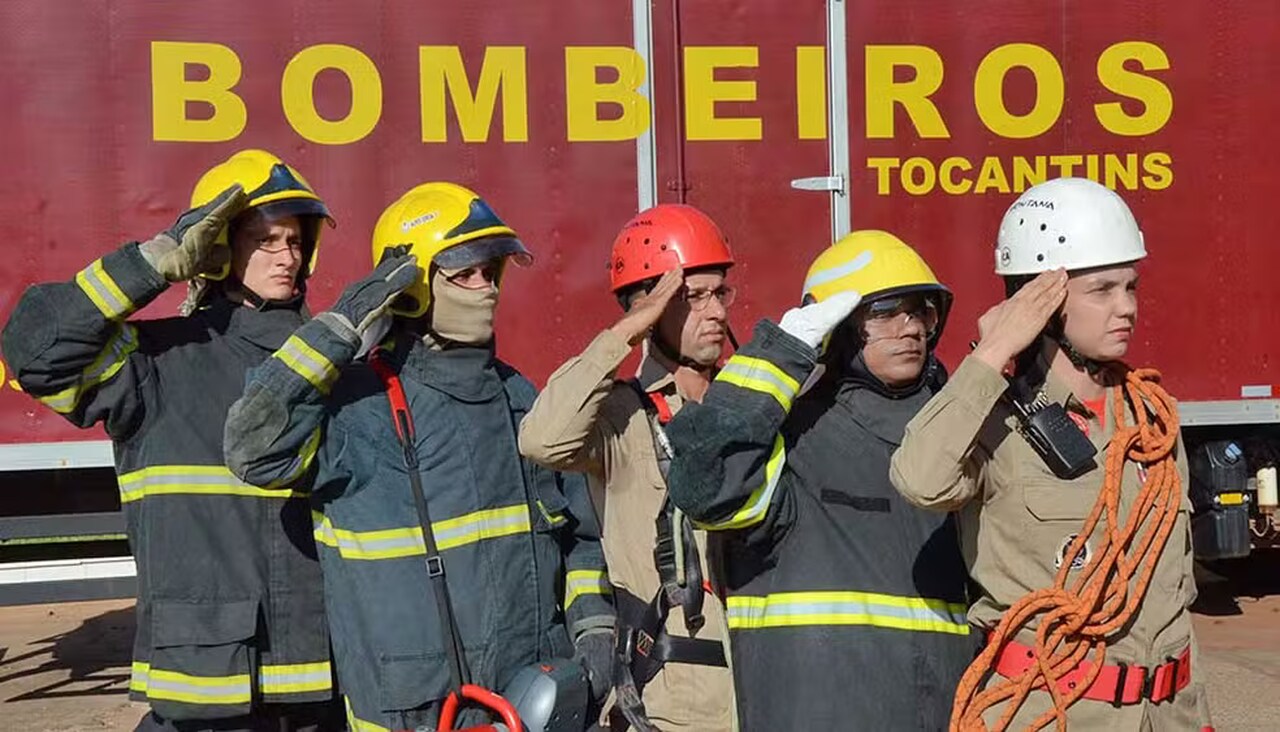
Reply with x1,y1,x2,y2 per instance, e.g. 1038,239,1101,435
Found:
202,296,305,351
638,354,677,394
392,331,503,403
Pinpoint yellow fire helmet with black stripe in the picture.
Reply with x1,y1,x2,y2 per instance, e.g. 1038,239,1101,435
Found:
190,149,334,280
801,229,953,344
370,182,532,318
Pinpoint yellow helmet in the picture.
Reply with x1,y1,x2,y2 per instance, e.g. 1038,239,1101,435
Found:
371,182,532,317
802,230,952,341
190,149,333,280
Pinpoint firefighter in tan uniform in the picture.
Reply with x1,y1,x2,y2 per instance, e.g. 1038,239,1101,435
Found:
519,204,736,731
891,178,1213,731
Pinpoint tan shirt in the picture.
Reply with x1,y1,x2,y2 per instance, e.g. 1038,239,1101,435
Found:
890,352,1208,729
519,328,735,732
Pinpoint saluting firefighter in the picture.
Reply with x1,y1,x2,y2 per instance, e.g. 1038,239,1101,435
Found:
1,150,341,731
520,204,737,732
663,231,976,730
890,178,1213,730
224,182,615,731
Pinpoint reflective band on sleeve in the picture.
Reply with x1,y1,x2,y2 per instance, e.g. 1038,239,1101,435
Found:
716,355,801,411
259,661,333,695
75,258,135,319
117,465,308,503
564,569,611,611
274,334,339,393
694,434,786,531
36,325,138,414
726,590,970,635
312,504,532,561
264,427,323,489
128,662,252,706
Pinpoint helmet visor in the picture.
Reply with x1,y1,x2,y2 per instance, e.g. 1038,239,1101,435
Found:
255,198,334,228
433,236,533,269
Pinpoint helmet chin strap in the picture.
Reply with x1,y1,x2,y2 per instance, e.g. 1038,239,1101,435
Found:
1046,315,1106,376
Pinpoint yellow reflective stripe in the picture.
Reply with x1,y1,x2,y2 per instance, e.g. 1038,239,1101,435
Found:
695,434,786,531
536,499,567,527
564,569,611,611
726,591,970,635
118,465,307,503
346,696,391,732
716,355,801,411
312,504,532,561
265,427,322,489
129,662,252,705
275,334,338,393
37,325,138,414
259,661,333,694
130,661,150,693
75,258,134,319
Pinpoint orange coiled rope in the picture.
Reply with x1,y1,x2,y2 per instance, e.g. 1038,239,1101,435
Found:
951,367,1183,732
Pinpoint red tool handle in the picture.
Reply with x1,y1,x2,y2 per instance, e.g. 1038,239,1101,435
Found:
437,683,522,732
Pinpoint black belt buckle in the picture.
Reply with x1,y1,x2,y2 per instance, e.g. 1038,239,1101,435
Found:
1111,662,1130,708
635,629,655,659
424,555,444,577
1141,662,1156,702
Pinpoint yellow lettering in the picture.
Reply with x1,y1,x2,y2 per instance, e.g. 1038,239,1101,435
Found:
1142,151,1173,190
865,45,949,139
1096,42,1172,137
420,46,528,143
939,157,973,195
796,46,826,140
866,157,901,195
150,41,246,143
974,156,1011,194
281,45,382,145
901,157,937,195
1104,153,1140,190
564,47,650,142
1012,156,1047,192
1085,153,1101,182
684,47,762,141
1050,154,1083,177
974,44,1063,139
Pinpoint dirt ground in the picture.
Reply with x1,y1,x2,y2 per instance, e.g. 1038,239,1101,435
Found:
1,554,1277,731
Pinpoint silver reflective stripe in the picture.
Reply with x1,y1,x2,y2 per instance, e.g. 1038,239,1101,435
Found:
76,259,133,318
260,662,332,693
433,509,527,546
38,325,138,413
802,249,874,293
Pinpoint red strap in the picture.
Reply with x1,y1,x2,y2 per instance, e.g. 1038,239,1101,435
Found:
992,638,1191,706
369,350,414,442
647,391,673,425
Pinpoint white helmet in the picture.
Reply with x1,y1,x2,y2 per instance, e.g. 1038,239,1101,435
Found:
994,178,1146,276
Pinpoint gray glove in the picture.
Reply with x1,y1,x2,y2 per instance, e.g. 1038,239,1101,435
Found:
778,291,863,351
315,253,420,347
139,184,248,282
573,628,615,705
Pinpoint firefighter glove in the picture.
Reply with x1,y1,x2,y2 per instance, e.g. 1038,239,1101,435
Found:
574,628,615,705
316,252,420,348
139,184,248,282
778,290,862,351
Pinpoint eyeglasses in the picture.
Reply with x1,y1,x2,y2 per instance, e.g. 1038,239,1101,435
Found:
682,284,736,312
862,294,941,336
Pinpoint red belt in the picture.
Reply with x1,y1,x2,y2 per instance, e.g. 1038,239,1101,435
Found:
992,638,1192,707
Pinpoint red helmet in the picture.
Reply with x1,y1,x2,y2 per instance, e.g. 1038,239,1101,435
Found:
608,204,735,293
